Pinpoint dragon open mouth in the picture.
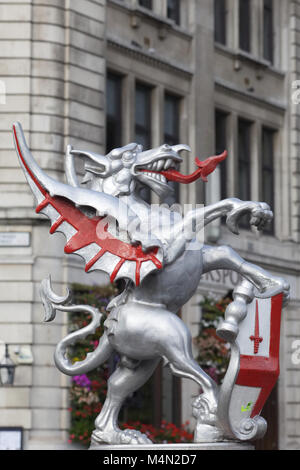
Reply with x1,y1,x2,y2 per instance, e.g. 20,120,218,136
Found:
138,150,228,184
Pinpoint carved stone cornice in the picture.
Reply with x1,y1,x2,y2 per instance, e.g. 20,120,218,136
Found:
107,35,193,80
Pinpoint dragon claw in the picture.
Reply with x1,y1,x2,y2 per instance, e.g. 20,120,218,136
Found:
226,201,274,235
91,428,152,446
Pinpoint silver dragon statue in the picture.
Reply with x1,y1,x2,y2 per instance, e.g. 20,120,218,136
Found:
13,122,290,447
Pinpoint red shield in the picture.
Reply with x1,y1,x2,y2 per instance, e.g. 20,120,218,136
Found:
234,293,283,418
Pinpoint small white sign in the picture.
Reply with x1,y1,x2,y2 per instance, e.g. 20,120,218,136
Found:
0,232,30,247
0,428,23,450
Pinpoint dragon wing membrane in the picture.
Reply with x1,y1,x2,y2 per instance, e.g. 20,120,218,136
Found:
13,122,163,286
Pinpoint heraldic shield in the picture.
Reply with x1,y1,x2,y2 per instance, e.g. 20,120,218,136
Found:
216,281,283,442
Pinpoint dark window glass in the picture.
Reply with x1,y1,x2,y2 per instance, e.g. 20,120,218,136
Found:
263,0,274,63
106,72,122,153
164,93,180,146
135,83,152,203
238,119,252,227
163,93,180,205
214,0,226,45
167,0,180,26
262,128,275,233
139,0,152,9
239,0,251,52
238,119,252,200
135,83,152,150
215,111,228,200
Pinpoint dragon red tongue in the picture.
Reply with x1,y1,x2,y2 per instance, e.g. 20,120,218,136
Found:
161,150,228,184
161,166,203,183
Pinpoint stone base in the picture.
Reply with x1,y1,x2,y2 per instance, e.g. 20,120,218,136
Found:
89,442,254,451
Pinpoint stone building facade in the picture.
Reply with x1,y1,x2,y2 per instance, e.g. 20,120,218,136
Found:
0,0,300,450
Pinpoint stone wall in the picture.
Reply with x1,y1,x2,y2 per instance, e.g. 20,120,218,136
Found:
0,0,106,449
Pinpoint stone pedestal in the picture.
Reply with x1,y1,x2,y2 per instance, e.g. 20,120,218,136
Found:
89,442,254,451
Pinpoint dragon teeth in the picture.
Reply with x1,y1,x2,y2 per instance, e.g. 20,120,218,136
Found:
146,159,171,171
157,160,164,171
143,172,167,183
164,158,173,170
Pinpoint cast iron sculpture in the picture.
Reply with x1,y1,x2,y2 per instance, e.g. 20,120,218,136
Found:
13,122,289,446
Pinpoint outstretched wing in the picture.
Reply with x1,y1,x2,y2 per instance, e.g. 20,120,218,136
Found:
13,123,163,286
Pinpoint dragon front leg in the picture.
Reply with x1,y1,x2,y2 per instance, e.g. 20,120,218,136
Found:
203,197,274,234
164,198,273,265
202,244,290,306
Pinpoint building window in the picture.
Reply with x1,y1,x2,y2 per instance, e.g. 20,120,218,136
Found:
215,111,228,200
214,0,226,45
164,93,180,146
138,0,152,9
263,0,274,63
238,119,252,227
239,0,251,52
167,0,180,26
106,72,122,153
238,119,252,200
135,82,152,202
163,93,180,204
135,82,152,150
262,127,275,233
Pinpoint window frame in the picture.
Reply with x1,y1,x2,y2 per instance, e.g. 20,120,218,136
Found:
163,91,181,205
238,118,252,202
263,0,274,64
167,0,181,26
135,81,153,203
237,118,253,229
106,71,123,153
214,0,227,46
239,0,251,53
135,81,152,151
138,0,153,10
215,110,228,201
261,126,276,234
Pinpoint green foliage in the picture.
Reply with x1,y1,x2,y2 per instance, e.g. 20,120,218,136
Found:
194,295,232,384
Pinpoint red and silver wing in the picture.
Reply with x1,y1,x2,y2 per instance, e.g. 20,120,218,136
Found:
13,123,163,286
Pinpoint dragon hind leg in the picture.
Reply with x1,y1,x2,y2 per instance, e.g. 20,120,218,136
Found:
90,357,159,447
157,314,224,442
159,320,219,415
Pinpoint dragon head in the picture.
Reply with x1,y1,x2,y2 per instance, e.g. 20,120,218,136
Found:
70,143,189,199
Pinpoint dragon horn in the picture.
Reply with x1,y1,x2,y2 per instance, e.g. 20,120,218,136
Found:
70,149,111,176
171,144,191,154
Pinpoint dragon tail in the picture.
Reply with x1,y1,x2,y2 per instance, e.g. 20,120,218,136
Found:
39,277,112,376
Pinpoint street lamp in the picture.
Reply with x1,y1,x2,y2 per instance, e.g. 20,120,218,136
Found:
0,344,16,386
